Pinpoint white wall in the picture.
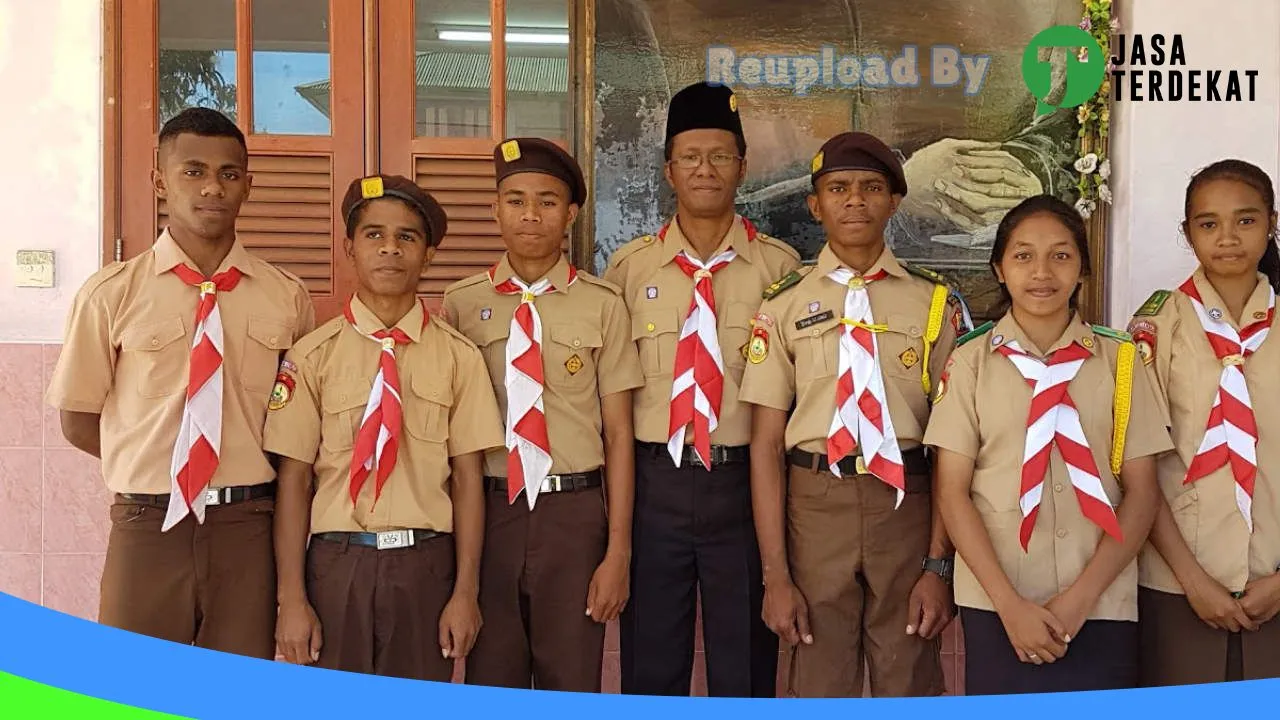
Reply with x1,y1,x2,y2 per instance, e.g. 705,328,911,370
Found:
1108,0,1280,323
0,1,103,343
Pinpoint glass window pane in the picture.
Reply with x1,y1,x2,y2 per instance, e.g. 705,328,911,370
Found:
253,0,332,135
415,0,493,137
158,0,237,126
505,0,570,140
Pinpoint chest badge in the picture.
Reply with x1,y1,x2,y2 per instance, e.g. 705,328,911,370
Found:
565,354,584,375
807,301,821,314
899,347,920,369
646,286,659,300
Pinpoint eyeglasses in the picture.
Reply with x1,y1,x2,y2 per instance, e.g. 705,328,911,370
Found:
670,152,741,170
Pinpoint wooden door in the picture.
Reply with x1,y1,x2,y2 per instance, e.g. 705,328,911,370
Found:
118,0,365,321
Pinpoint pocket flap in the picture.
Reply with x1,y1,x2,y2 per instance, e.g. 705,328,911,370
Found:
470,319,511,348
411,372,453,407
549,323,604,349
121,316,186,352
321,378,371,414
631,307,681,340
247,316,295,350
886,313,925,340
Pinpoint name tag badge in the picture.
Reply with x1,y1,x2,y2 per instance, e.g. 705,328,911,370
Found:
795,309,835,331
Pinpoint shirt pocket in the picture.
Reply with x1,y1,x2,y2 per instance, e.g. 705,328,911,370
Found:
469,320,511,390
719,301,755,383
631,306,682,378
119,315,188,398
793,316,841,384
546,322,604,390
1169,486,1200,555
878,313,928,382
243,316,296,394
404,372,453,444
320,378,371,452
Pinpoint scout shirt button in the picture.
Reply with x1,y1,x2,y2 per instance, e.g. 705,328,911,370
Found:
646,322,656,333
811,329,821,337
908,326,922,338
573,339,582,348
1056,528,1068,538
269,336,278,345
151,337,159,347
1054,483,1064,493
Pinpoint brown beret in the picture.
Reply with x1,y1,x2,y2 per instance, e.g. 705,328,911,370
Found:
494,137,587,206
665,82,744,146
340,175,448,247
810,132,907,196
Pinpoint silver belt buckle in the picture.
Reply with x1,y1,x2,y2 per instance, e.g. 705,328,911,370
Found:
203,488,223,506
375,529,414,550
538,475,564,493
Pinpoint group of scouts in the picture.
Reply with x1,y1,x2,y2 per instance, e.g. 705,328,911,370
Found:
46,80,1280,697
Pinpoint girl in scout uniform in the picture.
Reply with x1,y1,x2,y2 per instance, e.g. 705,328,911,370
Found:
1126,159,1280,686
924,194,1173,695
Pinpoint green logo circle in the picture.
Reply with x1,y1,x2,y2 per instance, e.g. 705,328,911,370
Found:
1022,25,1106,113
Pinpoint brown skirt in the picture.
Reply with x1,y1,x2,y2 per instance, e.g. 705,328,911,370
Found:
1139,586,1280,686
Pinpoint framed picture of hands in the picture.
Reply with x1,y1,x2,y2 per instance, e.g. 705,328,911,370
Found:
591,0,1106,323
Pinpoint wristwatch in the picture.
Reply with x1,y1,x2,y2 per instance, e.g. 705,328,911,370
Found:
922,555,954,583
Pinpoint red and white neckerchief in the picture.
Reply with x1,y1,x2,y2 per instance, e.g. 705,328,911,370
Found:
344,298,427,509
997,338,1123,550
665,218,756,469
492,264,579,508
164,264,242,532
1179,277,1274,531
824,267,905,505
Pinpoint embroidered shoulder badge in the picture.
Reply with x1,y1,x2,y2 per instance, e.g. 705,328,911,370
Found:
762,270,803,300
268,371,296,411
1134,290,1171,317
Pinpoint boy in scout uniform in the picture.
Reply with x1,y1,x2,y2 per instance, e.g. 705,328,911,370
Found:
443,138,644,691
738,131,967,697
267,175,504,681
603,81,801,698
47,108,315,658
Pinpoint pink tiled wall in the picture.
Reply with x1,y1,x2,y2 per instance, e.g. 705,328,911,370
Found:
0,342,965,696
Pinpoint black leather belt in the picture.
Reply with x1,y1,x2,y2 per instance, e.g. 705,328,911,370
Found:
484,469,603,494
117,483,276,508
636,441,750,468
312,529,447,550
788,447,931,479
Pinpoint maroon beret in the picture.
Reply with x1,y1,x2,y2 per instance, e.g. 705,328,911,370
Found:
340,175,448,247
810,131,907,196
494,137,587,206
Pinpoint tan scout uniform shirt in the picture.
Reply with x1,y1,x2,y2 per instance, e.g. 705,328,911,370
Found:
738,245,962,454
442,255,645,477
602,216,801,446
923,313,1174,622
46,229,315,494
1129,270,1280,595
262,297,504,535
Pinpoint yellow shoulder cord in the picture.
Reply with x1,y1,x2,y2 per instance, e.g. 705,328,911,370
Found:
1111,341,1136,476
921,284,948,396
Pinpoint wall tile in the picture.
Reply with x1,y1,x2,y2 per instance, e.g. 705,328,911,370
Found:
0,552,41,604
0,344,44,447
42,553,103,622
0,449,41,552
43,448,109,554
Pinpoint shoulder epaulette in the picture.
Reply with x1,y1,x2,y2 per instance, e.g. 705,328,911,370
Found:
1091,324,1133,343
77,261,129,298
292,316,345,358
443,271,490,296
903,261,951,287
606,234,657,269
756,232,803,261
1134,289,1172,317
956,320,995,347
577,271,624,296
762,268,806,300
435,314,483,350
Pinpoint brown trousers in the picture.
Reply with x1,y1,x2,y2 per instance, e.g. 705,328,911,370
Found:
99,495,277,659
1140,586,1280,686
465,485,608,691
306,532,457,681
782,465,944,698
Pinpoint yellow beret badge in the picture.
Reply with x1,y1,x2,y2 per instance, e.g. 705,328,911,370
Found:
501,139,522,162
360,176,385,200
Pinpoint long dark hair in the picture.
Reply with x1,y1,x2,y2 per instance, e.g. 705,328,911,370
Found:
1183,159,1280,292
988,194,1092,315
